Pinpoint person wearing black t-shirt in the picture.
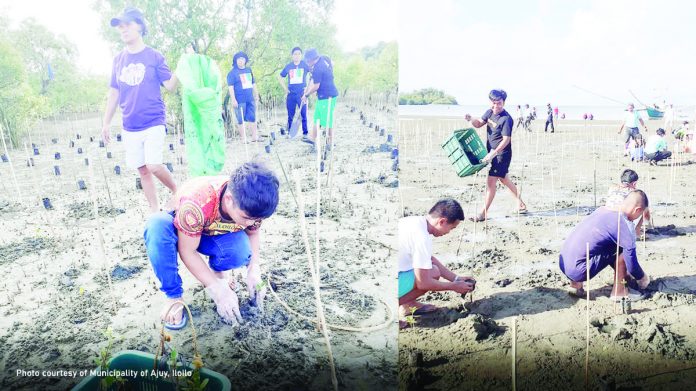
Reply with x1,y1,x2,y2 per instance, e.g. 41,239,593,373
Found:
465,89,527,221
545,102,555,133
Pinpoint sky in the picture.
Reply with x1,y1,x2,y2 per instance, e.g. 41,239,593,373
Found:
1,0,397,76
399,0,696,106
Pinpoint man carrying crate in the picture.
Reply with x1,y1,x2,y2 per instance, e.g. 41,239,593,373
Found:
465,89,527,221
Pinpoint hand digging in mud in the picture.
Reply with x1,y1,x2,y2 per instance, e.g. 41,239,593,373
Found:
143,162,279,329
205,279,243,325
398,199,478,326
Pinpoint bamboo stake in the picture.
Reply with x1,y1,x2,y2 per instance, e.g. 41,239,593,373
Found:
551,167,559,236
96,143,114,209
315,118,322,274
292,171,338,391
0,124,22,203
325,99,338,214
585,242,590,390
240,107,249,160
272,148,298,209
614,208,621,314
456,172,479,256
23,142,41,207
512,316,517,391
517,182,522,244
87,149,117,313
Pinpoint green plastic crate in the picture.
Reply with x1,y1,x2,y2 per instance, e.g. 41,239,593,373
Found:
72,350,231,391
442,128,488,177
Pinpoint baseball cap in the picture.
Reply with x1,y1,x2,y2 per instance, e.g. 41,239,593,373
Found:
304,48,319,62
110,7,147,34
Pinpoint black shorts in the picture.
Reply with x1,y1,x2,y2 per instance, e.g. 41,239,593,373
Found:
489,151,512,178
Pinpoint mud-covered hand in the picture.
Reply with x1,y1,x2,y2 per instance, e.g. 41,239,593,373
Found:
205,279,243,325
452,280,475,294
637,274,651,290
455,276,476,291
246,270,266,313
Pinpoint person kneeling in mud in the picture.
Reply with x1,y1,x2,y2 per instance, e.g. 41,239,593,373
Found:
144,161,279,329
559,190,651,302
398,199,476,327
605,169,651,237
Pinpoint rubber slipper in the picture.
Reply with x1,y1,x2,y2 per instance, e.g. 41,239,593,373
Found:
412,304,439,315
518,208,529,215
610,287,648,302
164,307,188,330
301,137,315,145
568,286,586,298
469,213,486,222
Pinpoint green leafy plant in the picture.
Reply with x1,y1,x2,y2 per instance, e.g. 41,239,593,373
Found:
95,328,125,391
404,306,419,329
182,354,209,391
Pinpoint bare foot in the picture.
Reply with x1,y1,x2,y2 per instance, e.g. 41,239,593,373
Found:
161,298,185,326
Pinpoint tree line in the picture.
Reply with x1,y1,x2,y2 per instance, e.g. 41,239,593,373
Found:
0,0,397,146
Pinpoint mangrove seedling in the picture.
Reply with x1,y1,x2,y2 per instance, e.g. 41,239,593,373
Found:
405,306,419,329
182,354,208,391
95,328,125,390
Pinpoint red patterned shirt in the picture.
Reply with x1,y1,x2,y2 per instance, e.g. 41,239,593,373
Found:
171,176,261,237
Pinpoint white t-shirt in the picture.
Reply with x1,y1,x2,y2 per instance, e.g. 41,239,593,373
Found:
624,111,640,128
397,216,433,272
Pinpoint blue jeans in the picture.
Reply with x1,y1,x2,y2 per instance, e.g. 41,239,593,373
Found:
144,212,252,298
286,92,308,135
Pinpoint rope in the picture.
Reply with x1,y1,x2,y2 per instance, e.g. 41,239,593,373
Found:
266,272,395,332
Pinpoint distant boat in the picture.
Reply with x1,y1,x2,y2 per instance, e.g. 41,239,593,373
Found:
629,89,664,119
644,107,664,119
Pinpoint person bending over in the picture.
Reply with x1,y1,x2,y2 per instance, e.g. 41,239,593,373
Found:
144,161,279,329
560,190,651,302
398,199,475,327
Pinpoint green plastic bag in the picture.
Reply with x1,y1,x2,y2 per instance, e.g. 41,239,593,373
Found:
176,53,225,177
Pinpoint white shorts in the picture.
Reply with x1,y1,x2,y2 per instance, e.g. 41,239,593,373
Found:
122,125,166,169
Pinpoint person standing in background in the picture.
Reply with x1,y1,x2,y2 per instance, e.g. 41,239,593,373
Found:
302,48,339,146
101,6,178,213
545,102,555,133
227,52,260,143
277,47,310,138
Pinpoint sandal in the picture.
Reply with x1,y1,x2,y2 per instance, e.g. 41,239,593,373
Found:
412,304,439,315
163,304,188,330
